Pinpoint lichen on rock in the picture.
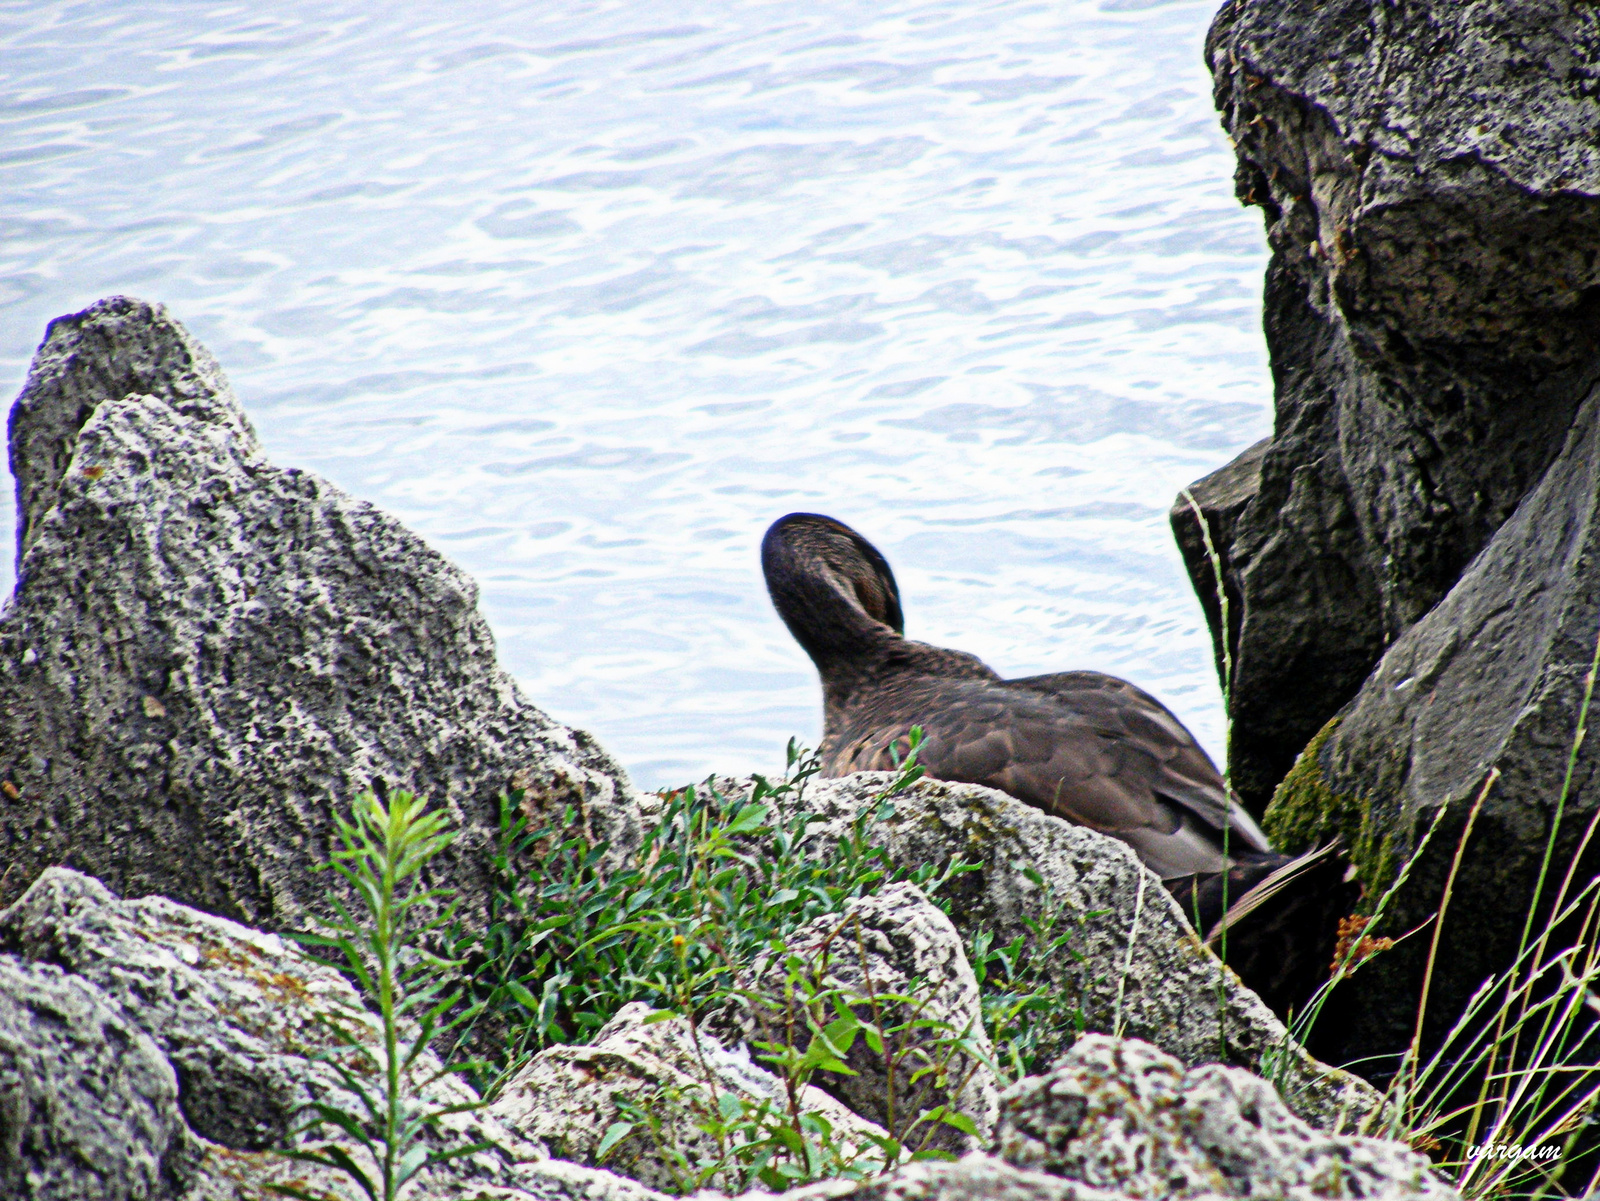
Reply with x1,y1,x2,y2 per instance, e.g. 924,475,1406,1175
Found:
1261,717,1394,899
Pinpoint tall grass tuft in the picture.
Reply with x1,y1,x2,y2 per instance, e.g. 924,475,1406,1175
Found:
1394,617,1600,1200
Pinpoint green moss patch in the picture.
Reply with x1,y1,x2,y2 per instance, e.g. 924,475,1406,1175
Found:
1262,716,1394,901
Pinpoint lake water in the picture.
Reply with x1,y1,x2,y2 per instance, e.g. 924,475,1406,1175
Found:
0,0,1271,788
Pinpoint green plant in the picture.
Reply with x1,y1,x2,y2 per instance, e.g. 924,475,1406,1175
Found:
967,865,1089,1082
272,789,486,1201
728,910,993,1184
447,733,1086,1192
447,738,908,1083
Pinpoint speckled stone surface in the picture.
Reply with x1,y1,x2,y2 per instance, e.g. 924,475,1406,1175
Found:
0,866,668,1201
0,297,632,930
757,773,1383,1135
997,1035,1455,1200
493,1001,885,1195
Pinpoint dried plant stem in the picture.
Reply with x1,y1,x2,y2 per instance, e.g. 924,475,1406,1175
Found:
1112,869,1147,1041
1180,487,1235,1058
1401,770,1496,1113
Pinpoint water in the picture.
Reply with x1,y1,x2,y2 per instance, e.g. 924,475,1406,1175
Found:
0,0,1270,788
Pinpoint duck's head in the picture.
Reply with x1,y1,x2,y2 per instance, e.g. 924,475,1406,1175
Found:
761,513,904,665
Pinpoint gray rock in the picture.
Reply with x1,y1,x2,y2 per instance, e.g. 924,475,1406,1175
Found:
0,955,202,1200
1266,378,1600,1064
757,774,1382,1134
997,1035,1455,1201
784,1154,1130,1201
7,296,259,574
744,882,1000,1154
0,296,632,928
491,1001,885,1194
1175,0,1600,809
0,865,680,1201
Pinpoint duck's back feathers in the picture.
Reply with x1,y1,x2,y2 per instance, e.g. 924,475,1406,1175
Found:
821,670,1263,879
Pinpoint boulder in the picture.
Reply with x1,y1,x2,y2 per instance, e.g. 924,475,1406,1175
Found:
741,881,1000,1154
996,1034,1454,1201
0,956,201,1201
491,1002,886,1194
1172,0,1600,810
0,296,634,928
757,774,1382,1134
0,865,669,1201
1264,378,1600,1064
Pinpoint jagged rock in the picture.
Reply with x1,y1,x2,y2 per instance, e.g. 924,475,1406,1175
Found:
1173,0,1600,810
997,1035,1455,1200
785,1154,1130,1201
756,774,1381,1134
0,296,635,928
1266,378,1600,1064
0,865,666,1201
490,1001,886,1194
743,882,1000,1154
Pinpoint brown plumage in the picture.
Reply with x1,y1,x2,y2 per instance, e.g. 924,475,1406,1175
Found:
762,512,1351,1015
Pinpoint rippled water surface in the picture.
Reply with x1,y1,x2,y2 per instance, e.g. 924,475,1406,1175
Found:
1,0,1270,787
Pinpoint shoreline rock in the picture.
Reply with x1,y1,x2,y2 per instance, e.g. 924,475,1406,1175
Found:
0,866,1454,1201
1174,0,1600,812
0,296,633,931
0,866,663,1201
753,773,1382,1135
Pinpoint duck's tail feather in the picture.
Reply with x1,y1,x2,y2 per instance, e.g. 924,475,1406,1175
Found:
1163,842,1359,1020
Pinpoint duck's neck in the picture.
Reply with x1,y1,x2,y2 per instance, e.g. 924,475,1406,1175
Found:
815,644,890,733
813,630,999,737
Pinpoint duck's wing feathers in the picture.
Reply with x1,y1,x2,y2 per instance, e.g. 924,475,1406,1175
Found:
1003,670,1272,853
825,674,1267,878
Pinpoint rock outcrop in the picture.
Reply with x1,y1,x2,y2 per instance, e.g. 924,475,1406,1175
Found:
0,867,1454,1201
757,774,1382,1135
0,297,633,928
1172,0,1600,811
996,1035,1453,1200
0,866,668,1201
1267,378,1600,1063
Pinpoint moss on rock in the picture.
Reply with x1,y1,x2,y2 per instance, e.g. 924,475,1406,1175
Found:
1262,717,1394,900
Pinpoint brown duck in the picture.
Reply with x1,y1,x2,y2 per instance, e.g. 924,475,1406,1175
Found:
761,511,1348,1015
